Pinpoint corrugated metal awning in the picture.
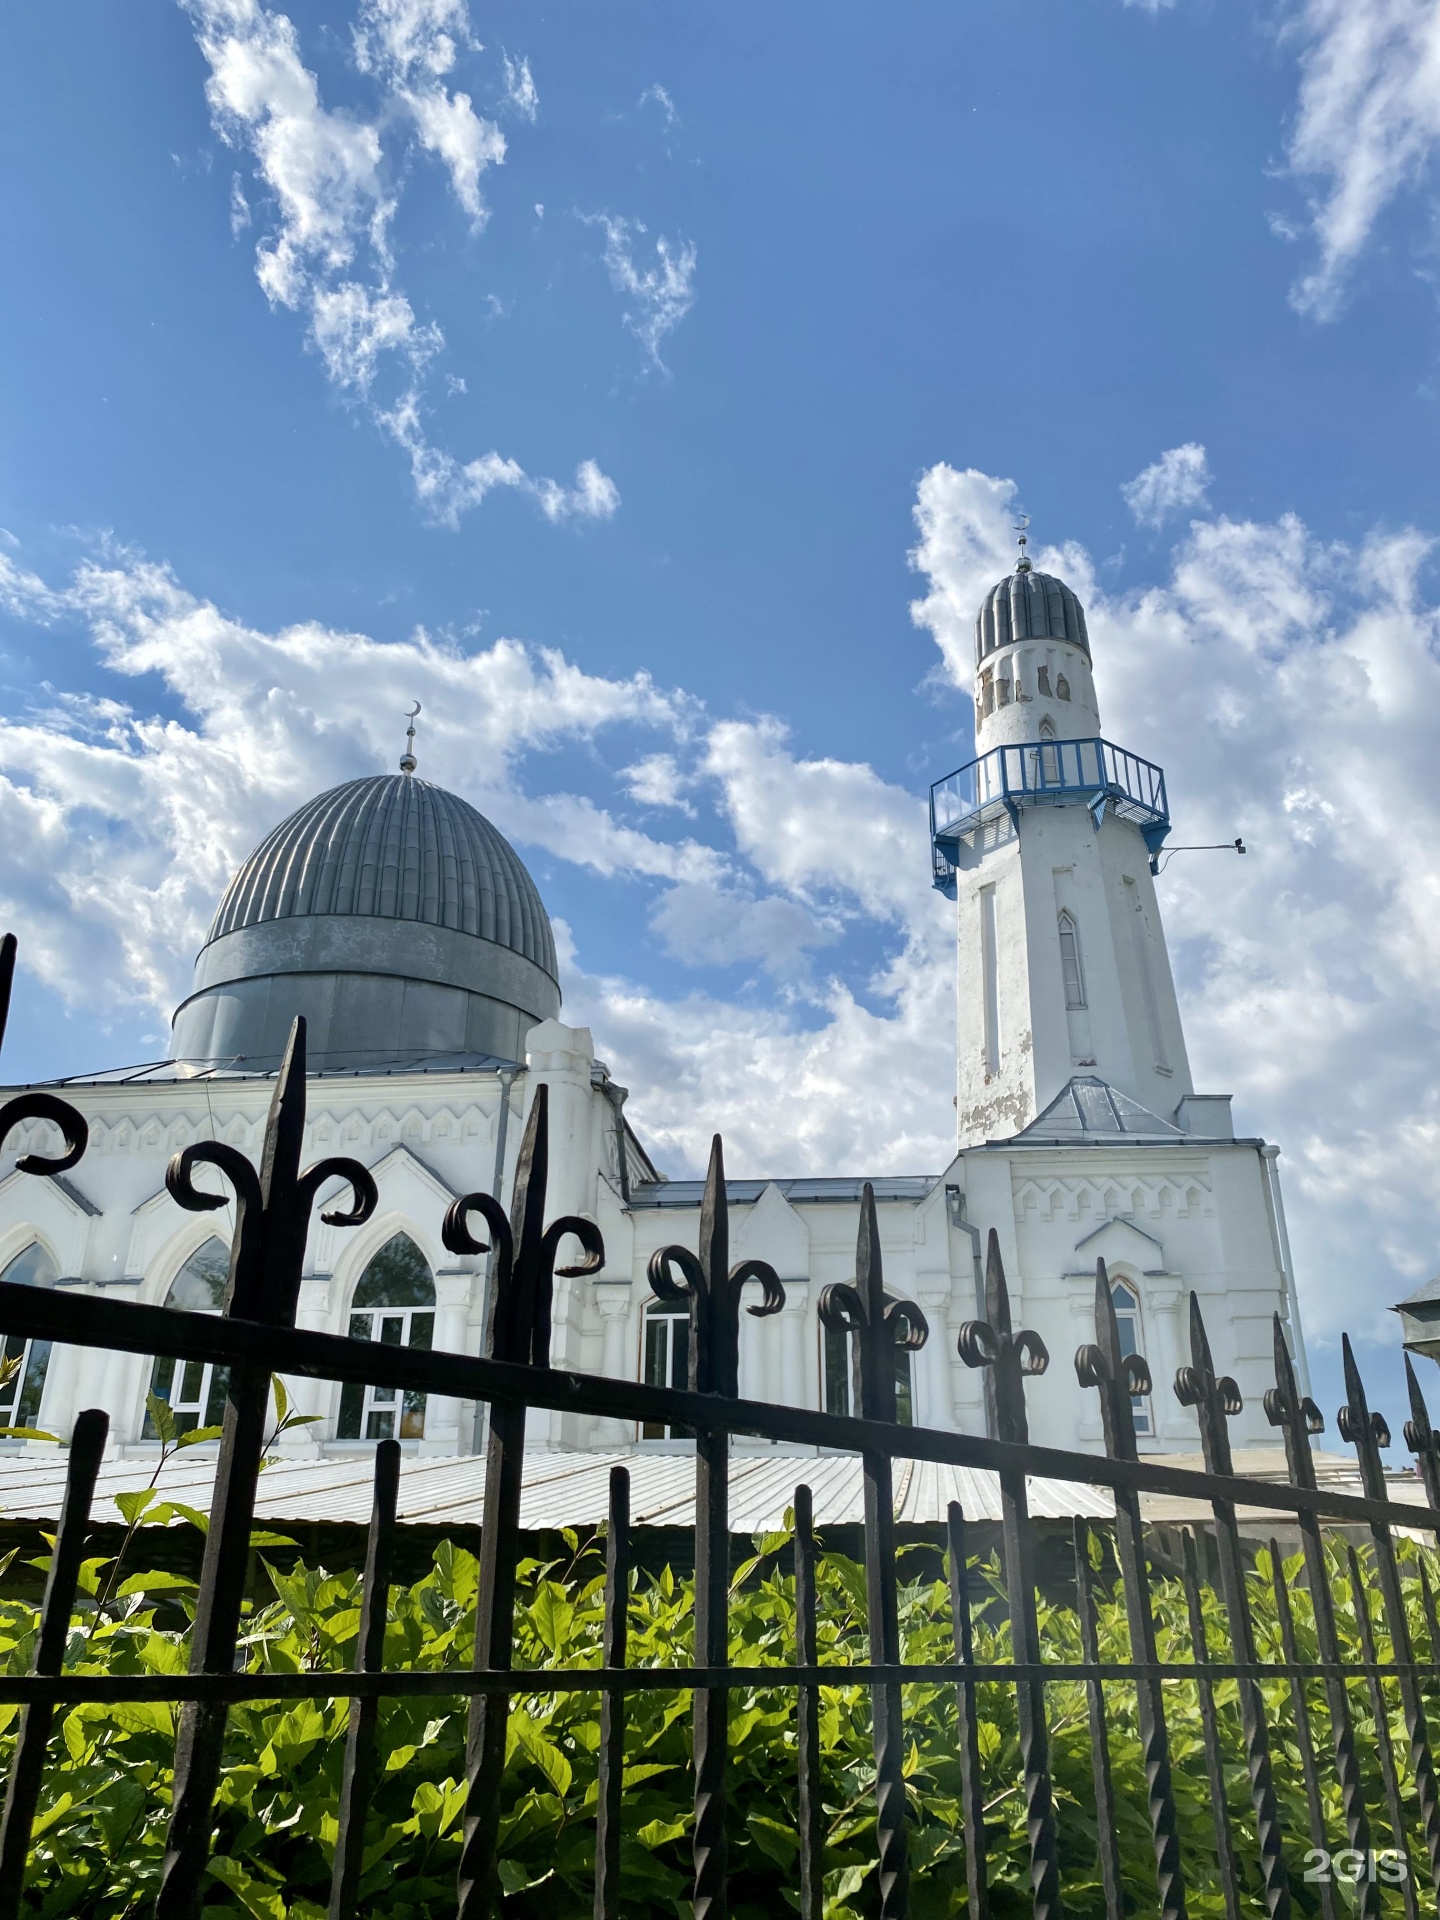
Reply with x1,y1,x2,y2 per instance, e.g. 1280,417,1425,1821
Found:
0,1448,1114,1531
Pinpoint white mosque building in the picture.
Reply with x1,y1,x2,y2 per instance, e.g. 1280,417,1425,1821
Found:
0,551,1310,1482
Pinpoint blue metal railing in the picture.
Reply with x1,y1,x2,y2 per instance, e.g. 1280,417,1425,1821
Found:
929,736,1170,892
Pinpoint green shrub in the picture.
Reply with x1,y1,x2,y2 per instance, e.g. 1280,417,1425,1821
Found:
1,1521,1431,1919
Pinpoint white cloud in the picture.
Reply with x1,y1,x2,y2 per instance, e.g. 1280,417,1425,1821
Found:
1121,442,1211,528
638,83,677,128
585,213,698,372
181,0,615,523
1283,0,1440,318
622,751,695,814
502,53,538,121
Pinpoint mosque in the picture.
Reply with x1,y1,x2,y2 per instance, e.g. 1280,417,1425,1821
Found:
0,550,1311,1487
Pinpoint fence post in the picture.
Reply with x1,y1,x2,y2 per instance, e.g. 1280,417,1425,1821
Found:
1338,1335,1440,1895
0,1406,108,1920
328,1438,401,1920
157,1019,376,1920
794,1483,823,1920
819,1185,927,1920
1174,1294,1290,1918
957,1230,1061,1920
946,1501,988,1920
593,1464,630,1920
1075,1260,1185,1920
445,1083,604,1920
648,1134,784,1920
1265,1314,1378,1916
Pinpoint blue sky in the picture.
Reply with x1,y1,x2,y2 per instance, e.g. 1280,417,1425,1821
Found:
3,0,1440,1433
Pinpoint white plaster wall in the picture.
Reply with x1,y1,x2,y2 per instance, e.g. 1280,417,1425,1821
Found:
975,638,1101,752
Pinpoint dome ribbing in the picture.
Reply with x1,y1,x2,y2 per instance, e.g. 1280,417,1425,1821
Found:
207,775,557,983
975,565,1090,664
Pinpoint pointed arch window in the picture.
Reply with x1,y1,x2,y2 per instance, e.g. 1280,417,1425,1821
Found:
822,1302,915,1426
144,1238,229,1439
338,1234,435,1442
1058,911,1087,1010
1036,717,1060,786
0,1242,58,1435
1110,1279,1152,1437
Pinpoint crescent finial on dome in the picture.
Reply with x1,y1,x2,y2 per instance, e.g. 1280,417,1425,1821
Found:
400,701,421,776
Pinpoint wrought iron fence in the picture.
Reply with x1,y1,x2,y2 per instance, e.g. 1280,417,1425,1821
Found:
0,938,1435,1919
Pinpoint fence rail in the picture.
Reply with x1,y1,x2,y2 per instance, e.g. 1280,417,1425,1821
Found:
0,938,1435,1919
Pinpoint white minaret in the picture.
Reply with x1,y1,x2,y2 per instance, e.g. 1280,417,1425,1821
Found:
932,537,1194,1146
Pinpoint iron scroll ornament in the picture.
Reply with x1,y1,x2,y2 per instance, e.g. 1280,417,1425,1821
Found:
817,1195,929,1425
0,933,88,1178
646,1134,785,1398
441,1084,604,1369
165,1141,377,1327
955,1229,1049,1445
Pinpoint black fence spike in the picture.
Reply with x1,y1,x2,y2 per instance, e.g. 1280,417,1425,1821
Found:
0,1406,108,1920
1075,1259,1185,1920
794,1484,823,1920
593,1465,630,1920
328,1438,401,1920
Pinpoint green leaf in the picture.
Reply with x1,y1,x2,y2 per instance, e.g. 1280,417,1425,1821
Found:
0,1426,58,1442
271,1376,290,1426
529,1584,574,1656
638,1817,689,1849
145,1392,177,1447
176,1425,224,1448
115,1570,199,1596
746,1813,798,1868
498,1860,554,1895
113,1488,159,1527
206,1856,286,1920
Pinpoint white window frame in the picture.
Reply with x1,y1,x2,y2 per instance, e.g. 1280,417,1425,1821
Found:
1110,1278,1153,1437
641,1301,690,1440
1058,910,1087,1010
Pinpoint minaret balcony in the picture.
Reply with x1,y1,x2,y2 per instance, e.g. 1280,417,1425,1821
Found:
929,735,1170,895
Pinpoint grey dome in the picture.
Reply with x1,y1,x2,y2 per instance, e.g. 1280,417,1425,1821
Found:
171,775,561,1072
976,563,1090,664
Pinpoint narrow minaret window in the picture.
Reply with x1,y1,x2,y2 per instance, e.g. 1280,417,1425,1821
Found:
1057,911,1086,1009
980,884,1001,1075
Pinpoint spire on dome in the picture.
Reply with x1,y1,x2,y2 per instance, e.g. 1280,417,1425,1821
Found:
400,701,420,776
1014,514,1031,573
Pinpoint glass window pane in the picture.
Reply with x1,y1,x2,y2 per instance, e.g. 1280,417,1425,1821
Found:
0,1244,58,1289
14,1341,50,1430
165,1239,229,1312
204,1366,230,1430
337,1380,365,1440
409,1313,434,1353
379,1316,405,1347
400,1391,426,1440
349,1313,372,1341
823,1322,850,1418
365,1409,396,1440
894,1347,914,1428
353,1234,435,1308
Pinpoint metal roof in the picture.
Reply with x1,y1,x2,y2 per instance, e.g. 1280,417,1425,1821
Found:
0,1448,1113,1530
206,775,558,981
628,1176,938,1210
1010,1076,1183,1145
21,1051,522,1089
